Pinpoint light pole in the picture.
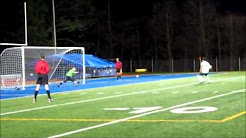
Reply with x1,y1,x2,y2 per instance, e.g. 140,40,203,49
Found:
52,0,57,53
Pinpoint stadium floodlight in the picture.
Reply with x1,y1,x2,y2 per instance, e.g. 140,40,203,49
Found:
0,46,85,90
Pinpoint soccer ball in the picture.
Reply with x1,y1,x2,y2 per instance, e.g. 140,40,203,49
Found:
136,75,139,78
14,87,20,90
30,73,33,76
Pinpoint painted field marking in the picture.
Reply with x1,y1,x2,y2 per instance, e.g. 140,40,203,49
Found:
0,82,197,116
213,91,219,93
130,107,162,114
104,108,130,111
152,92,159,94
48,89,245,138
191,91,198,93
97,92,104,95
158,82,172,86
1,111,245,123
221,111,246,122
0,118,223,123
172,91,179,94
170,106,218,114
61,93,70,95
114,92,122,94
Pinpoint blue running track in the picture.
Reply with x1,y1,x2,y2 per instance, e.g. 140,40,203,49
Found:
0,73,199,100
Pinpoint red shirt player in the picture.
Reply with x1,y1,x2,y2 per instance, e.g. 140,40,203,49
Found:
33,54,53,103
115,58,122,80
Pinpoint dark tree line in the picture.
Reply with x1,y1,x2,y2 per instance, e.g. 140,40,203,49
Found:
1,0,245,64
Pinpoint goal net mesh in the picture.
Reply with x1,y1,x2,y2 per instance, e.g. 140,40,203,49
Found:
0,46,85,89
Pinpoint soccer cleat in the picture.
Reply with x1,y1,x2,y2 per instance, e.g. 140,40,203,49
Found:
33,99,37,103
48,98,53,103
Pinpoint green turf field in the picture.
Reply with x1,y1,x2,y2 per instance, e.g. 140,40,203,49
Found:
1,72,245,138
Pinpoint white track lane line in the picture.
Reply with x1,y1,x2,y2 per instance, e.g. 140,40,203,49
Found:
0,82,197,116
48,89,245,138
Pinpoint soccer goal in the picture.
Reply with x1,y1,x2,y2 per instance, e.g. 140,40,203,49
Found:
0,46,85,90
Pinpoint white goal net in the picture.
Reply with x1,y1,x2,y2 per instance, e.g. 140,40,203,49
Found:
0,46,85,90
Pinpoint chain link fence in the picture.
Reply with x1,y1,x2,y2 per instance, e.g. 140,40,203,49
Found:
121,57,245,73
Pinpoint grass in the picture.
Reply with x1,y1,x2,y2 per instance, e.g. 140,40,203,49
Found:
0,71,245,138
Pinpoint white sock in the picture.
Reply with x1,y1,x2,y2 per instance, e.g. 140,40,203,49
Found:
197,75,204,83
206,76,210,82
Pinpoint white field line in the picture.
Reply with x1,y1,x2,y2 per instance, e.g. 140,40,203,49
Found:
114,92,122,94
61,93,70,95
0,72,228,101
48,89,246,138
97,92,104,95
104,108,130,111
212,76,244,82
158,82,172,86
213,91,219,93
191,91,198,93
152,92,159,94
171,91,179,94
0,82,197,116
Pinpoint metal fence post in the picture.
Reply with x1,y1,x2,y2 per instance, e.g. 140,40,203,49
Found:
151,58,154,72
216,57,218,72
171,59,173,72
239,57,240,71
130,58,132,72
193,59,195,72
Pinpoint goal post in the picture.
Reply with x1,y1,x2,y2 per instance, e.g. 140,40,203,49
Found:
0,46,85,90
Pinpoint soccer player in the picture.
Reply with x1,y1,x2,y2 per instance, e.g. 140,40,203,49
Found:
33,54,53,103
57,67,79,87
197,57,212,83
115,58,122,80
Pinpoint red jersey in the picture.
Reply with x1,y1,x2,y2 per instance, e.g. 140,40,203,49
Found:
115,61,122,69
35,60,50,74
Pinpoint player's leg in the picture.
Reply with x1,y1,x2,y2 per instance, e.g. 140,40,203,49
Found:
33,84,40,103
205,74,210,83
34,75,42,103
119,69,122,80
58,76,69,87
71,77,78,86
197,73,204,83
116,69,120,80
43,74,53,102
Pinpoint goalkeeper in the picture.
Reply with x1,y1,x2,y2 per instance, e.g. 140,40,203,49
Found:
58,67,79,87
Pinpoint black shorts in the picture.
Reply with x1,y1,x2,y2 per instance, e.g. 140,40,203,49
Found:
199,73,208,76
116,69,121,73
36,74,49,85
64,76,75,82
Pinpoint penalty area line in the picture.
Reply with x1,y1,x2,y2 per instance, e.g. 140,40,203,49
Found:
48,89,245,138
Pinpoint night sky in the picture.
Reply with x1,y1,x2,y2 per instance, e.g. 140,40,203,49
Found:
0,0,246,54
